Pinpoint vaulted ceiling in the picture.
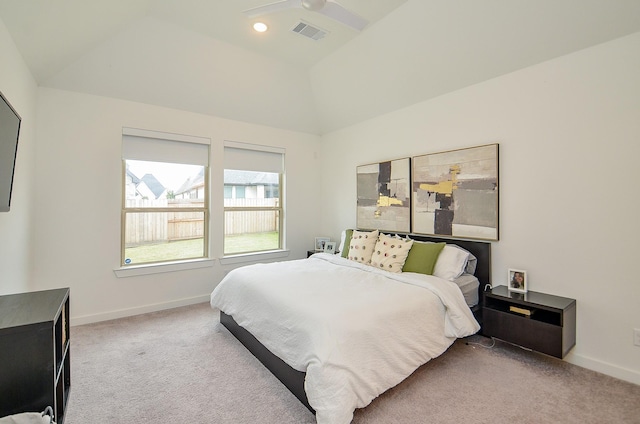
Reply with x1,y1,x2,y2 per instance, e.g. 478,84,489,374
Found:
1,0,639,134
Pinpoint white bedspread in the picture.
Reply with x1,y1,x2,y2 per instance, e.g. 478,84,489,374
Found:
210,253,480,424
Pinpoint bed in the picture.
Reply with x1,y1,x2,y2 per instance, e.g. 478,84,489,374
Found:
210,232,491,424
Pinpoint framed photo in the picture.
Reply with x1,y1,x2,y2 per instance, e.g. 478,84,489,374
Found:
508,269,527,293
412,144,499,241
324,241,337,254
315,237,330,251
357,157,411,233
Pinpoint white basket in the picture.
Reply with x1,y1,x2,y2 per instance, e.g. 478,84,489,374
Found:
0,407,55,424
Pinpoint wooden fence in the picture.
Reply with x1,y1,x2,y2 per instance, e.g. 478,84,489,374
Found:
223,198,279,236
125,198,278,245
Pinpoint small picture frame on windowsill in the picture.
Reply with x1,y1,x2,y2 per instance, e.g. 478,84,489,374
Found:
324,241,337,254
508,269,527,293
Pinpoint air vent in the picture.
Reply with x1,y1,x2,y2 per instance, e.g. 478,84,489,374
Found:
291,21,328,41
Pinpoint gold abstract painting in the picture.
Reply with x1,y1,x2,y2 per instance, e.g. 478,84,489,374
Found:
412,144,499,240
357,158,411,233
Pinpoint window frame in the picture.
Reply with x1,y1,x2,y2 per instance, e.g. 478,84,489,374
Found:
120,128,210,268
222,141,285,257
121,163,209,267
223,172,283,256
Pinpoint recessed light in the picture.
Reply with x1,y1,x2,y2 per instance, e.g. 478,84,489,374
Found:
253,22,268,32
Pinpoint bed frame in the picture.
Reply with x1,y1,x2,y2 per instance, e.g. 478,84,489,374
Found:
219,235,491,414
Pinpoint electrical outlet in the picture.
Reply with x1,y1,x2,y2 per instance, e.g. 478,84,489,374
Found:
634,329,640,347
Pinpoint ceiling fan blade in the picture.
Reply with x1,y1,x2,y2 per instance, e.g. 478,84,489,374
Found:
319,1,368,31
243,0,302,18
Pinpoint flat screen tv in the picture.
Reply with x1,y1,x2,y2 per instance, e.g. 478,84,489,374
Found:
0,90,21,212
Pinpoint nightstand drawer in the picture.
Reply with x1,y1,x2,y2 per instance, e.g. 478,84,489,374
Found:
483,307,564,357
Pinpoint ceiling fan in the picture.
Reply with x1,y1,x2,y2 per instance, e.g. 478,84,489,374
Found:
243,0,369,31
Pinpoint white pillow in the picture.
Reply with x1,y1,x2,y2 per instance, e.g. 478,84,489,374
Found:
370,233,413,273
433,245,470,280
348,230,379,264
338,230,347,253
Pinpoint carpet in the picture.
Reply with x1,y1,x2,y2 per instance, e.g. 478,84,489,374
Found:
64,302,640,424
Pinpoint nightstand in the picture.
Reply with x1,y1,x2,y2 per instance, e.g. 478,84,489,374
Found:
307,250,339,257
483,285,576,358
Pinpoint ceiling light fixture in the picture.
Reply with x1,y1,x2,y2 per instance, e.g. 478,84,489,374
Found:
253,22,268,32
301,0,326,11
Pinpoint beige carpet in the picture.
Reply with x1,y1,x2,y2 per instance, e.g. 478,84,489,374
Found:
64,302,640,424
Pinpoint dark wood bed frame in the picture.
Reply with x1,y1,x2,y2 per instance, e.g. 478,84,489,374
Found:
219,234,491,414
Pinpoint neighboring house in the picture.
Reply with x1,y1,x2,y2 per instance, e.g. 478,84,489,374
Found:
140,174,167,200
174,169,278,201
223,170,279,200
175,168,206,200
125,168,167,200
125,168,141,199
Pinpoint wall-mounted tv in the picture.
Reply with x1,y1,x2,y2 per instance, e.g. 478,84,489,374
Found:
0,90,21,212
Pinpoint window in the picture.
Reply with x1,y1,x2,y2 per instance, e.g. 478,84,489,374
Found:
224,142,284,255
122,128,210,266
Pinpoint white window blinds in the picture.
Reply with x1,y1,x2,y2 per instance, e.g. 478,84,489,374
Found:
224,141,284,173
122,127,210,166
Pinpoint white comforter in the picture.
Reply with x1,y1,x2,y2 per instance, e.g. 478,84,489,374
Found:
210,253,480,424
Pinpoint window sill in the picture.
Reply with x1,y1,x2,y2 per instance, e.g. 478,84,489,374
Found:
113,258,216,278
219,250,290,265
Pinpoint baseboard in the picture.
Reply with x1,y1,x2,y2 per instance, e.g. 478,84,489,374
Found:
566,353,640,386
70,294,211,326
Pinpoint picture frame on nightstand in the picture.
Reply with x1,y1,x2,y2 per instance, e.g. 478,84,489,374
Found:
324,241,337,254
508,269,527,293
315,237,330,251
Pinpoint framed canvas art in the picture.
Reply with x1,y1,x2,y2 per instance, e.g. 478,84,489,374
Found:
357,158,411,233
412,144,499,240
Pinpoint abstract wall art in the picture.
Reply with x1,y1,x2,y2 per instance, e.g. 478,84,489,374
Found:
356,158,411,233
412,144,499,241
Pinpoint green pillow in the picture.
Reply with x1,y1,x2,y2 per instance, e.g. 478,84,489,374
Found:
402,241,446,275
340,229,354,258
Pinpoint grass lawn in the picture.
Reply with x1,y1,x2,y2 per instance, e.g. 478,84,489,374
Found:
124,232,279,264
224,231,279,254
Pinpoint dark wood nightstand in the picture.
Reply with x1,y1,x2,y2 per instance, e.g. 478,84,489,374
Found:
307,250,339,257
483,285,576,358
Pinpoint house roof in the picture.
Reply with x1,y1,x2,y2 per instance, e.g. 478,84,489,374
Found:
224,170,278,186
140,174,166,199
175,168,205,195
126,168,140,184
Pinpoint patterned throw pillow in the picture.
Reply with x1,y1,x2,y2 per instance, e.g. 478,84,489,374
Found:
370,233,414,273
348,230,379,264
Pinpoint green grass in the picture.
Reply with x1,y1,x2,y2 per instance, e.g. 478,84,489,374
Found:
124,232,280,264
224,231,279,255
124,238,205,265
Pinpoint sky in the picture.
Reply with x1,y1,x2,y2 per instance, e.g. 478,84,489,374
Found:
126,160,202,192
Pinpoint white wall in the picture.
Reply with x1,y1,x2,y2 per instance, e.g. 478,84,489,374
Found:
33,88,322,324
310,0,640,133
0,17,37,294
319,33,640,384
44,16,321,135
